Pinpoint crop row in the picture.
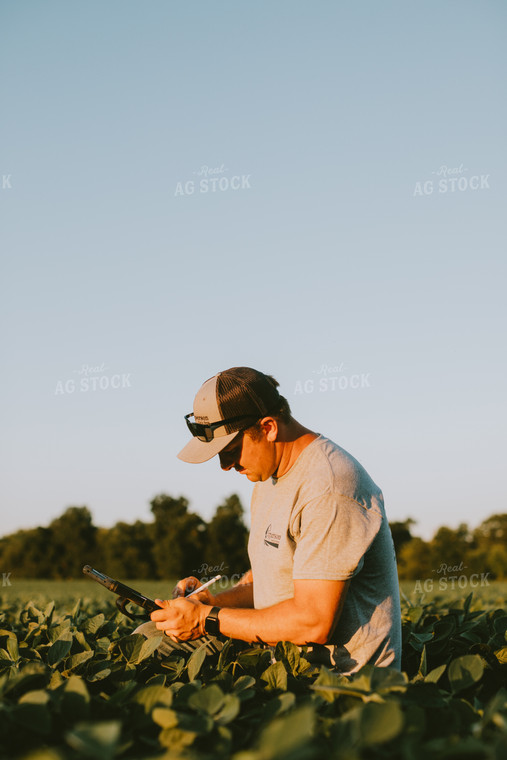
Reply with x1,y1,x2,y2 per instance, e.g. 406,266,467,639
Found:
0,592,505,760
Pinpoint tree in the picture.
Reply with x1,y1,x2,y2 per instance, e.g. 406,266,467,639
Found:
474,514,507,543
397,537,432,580
0,527,53,578
97,520,156,579
473,514,507,579
47,506,98,578
150,494,189,525
428,523,472,574
203,494,249,580
389,518,416,557
150,494,207,579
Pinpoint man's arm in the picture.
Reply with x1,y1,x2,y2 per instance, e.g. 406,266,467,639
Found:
152,578,350,646
209,569,254,609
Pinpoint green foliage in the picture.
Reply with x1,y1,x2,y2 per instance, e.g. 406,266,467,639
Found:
389,518,416,556
204,494,249,576
0,587,505,759
396,513,507,580
150,494,208,578
96,521,156,580
0,493,250,580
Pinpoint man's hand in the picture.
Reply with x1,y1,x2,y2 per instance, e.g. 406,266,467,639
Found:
151,596,209,641
171,576,215,604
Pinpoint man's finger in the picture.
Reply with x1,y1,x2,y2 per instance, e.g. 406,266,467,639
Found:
172,581,189,598
172,577,199,599
151,599,171,621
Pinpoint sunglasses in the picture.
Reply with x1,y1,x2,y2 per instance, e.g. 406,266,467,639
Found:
184,413,258,442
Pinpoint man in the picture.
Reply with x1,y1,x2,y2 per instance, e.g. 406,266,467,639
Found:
149,366,401,673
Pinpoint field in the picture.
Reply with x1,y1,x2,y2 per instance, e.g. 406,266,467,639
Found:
0,580,506,760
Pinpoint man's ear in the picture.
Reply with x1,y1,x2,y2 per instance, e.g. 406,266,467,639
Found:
261,417,278,442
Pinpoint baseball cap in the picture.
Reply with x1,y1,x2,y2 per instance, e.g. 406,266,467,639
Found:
177,367,282,464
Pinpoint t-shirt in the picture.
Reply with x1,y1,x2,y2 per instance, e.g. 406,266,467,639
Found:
248,435,402,673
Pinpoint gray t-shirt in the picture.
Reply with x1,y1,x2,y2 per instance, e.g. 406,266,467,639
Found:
248,435,401,673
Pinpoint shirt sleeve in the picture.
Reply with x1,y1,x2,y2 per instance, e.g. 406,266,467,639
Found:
291,490,383,581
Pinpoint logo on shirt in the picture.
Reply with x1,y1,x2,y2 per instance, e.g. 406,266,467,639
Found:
264,524,281,549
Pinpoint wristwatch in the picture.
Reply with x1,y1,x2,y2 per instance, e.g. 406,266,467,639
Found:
204,606,221,636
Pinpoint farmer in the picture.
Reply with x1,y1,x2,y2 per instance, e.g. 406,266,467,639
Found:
148,366,401,673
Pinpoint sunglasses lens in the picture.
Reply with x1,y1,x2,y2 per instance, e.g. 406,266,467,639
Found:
185,414,257,443
186,417,213,442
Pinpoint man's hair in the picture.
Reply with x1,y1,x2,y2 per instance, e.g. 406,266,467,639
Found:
243,375,292,441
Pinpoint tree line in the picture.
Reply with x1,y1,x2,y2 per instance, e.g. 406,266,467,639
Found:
391,514,507,580
0,494,505,581
0,494,249,581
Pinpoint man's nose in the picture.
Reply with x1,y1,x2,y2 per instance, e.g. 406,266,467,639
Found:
219,452,235,471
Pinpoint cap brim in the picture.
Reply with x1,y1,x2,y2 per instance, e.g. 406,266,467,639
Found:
177,430,240,464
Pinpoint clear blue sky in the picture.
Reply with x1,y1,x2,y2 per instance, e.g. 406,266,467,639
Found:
1,0,506,541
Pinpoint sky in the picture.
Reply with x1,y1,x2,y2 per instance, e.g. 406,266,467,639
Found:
1,0,506,541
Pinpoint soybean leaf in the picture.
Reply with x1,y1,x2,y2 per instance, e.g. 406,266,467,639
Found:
233,675,256,693
407,606,423,625
177,711,214,734
371,667,408,693
65,720,121,760
73,630,92,651
71,598,82,620
19,689,50,705
47,633,73,667
64,650,94,673
274,641,301,676
357,700,404,745
217,638,233,671
260,661,288,692
43,601,56,625
6,635,19,662
83,613,105,636
47,622,71,644
187,643,208,682
261,691,296,720
448,654,484,692
117,634,145,665
159,726,197,750
11,702,52,736
311,666,350,702
235,646,272,675
135,684,173,712
256,704,315,756
160,655,185,680
86,660,112,682
188,684,225,715
425,664,447,684
60,674,90,722
152,707,179,729
215,693,240,725
135,632,163,664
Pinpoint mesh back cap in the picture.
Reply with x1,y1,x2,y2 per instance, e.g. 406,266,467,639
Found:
177,367,281,463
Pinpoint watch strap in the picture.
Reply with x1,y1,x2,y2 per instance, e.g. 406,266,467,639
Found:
204,606,221,636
